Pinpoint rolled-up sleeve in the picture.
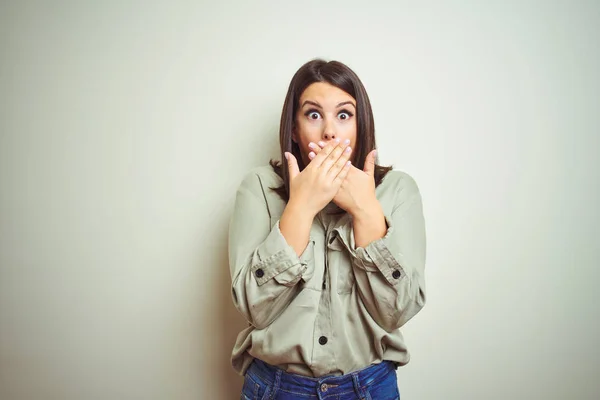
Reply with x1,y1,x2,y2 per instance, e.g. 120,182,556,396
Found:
338,173,426,332
229,171,314,329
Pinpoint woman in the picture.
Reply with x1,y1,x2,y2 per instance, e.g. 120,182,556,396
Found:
229,59,426,400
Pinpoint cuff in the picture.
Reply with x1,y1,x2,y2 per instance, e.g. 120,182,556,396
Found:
250,221,315,287
348,215,406,286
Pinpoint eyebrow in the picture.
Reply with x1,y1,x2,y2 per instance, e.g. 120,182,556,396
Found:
301,100,356,109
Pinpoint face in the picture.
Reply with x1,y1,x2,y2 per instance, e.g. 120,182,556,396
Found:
293,82,358,167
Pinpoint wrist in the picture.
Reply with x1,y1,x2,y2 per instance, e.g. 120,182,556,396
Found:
350,199,383,221
286,198,318,220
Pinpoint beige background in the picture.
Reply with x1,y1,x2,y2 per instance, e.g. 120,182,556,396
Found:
1,1,599,399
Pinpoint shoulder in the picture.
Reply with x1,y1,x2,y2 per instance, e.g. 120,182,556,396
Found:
235,165,283,200
235,165,286,217
376,169,422,212
238,165,282,189
380,169,421,196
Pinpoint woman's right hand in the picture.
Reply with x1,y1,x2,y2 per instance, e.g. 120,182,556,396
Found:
285,139,353,217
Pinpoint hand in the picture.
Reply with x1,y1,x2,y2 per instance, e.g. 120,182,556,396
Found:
285,139,353,217
308,141,378,216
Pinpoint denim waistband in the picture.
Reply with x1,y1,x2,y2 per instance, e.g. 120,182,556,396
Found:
246,358,396,398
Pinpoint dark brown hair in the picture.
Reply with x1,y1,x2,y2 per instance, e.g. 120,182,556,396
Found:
270,59,392,201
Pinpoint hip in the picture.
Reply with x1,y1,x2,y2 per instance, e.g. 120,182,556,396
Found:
241,358,400,400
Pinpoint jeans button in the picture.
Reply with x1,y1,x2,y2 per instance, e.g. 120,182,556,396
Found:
320,383,328,392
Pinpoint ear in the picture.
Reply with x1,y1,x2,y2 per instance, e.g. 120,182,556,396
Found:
291,125,298,143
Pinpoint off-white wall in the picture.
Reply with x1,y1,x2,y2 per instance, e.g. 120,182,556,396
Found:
1,1,598,399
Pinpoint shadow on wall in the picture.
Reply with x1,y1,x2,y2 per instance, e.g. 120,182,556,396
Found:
213,225,248,398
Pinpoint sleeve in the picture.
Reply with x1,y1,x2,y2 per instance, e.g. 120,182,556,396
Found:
338,173,426,332
228,171,315,329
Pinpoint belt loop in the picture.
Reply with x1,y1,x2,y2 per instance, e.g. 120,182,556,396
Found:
268,368,282,399
352,372,367,400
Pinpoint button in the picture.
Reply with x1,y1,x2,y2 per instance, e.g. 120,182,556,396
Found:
255,268,264,278
320,383,328,392
392,269,401,279
319,336,328,345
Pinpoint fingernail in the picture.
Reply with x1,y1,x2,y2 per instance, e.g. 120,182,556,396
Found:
309,151,316,159
344,139,350,145
308,142,317,149
318,141,326,147
335,138,341,143
345,147,352,153
284,152,290,160
373,149,378,157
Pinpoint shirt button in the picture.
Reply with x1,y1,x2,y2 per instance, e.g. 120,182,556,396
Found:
319,336,328,345
255,268,265,278
392,269,401,279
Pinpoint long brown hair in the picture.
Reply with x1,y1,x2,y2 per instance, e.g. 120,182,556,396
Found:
270,59,392,201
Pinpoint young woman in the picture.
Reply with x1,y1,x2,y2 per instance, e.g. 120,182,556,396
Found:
229,59,426,400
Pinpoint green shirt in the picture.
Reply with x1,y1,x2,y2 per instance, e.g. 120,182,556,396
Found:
228,165,426,377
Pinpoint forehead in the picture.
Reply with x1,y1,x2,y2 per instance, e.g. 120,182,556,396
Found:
299,82,354,106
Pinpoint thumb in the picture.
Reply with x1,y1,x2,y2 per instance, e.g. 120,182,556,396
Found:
285,152,300,180
363,149,377,177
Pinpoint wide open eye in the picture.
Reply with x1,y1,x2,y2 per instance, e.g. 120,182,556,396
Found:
305,110,322,120
338,110,354,120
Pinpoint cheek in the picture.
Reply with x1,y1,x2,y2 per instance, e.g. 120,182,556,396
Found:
295,123,322,145
340,124,357,146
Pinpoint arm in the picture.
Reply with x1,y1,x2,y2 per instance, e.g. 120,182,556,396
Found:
344,174,427,332
351,199,387,248
228,171,315,329
280,199,315,256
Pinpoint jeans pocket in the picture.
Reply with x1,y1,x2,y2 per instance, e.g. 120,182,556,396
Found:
364,386,399,400
241,375,259,400
363,367,400,400
241,373,271,400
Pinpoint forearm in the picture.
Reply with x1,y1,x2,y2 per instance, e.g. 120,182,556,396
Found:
279,200,315,256
351,200,387,248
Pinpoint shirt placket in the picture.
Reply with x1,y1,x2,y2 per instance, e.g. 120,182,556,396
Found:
311,212,337,376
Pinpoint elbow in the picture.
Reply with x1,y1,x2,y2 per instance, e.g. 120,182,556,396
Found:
248,311,271,330
246,303,277,330
388,290,426,332
386,289,427,332
231,286,274,330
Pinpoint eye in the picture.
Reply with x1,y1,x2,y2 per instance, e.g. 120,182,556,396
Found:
304,109,322,120
338,109,354,120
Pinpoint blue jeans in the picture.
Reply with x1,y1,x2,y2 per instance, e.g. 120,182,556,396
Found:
241,358,400,400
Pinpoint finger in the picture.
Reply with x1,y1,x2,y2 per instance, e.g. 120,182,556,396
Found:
363,149,377,177
332,160,352,186
311,138,341,167
285,152,300,180
308,142,323,153
327,144,352,178
307,142,323,161
320,139,351,173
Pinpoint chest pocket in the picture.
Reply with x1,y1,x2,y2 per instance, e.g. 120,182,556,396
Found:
327,231,355,294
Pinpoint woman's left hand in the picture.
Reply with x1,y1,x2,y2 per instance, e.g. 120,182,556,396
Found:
308,142,379,216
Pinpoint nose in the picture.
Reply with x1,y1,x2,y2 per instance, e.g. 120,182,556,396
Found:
322,119,336,140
